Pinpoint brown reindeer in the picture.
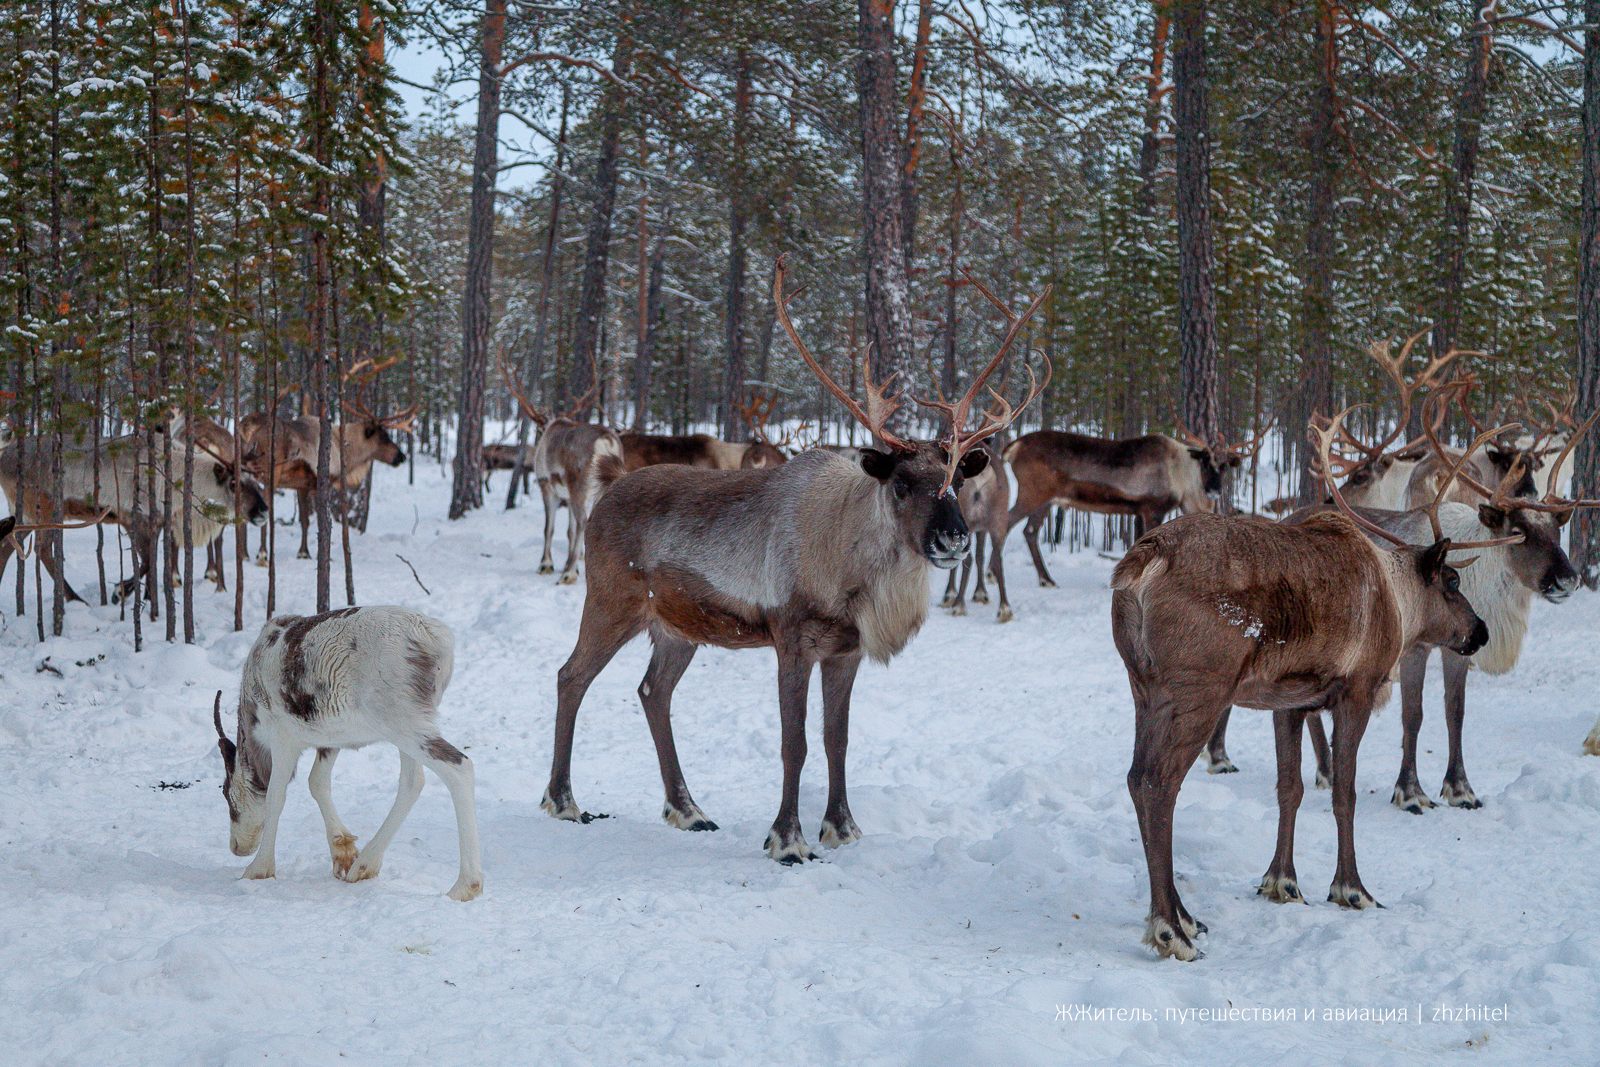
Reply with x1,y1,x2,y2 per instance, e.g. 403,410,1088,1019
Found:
1001,425,1266,588
500,362,625,584
238,406,411,562
1112,413,1502,960
540,258,1049,862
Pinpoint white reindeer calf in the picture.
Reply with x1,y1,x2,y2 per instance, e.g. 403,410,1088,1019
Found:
214,606,483,900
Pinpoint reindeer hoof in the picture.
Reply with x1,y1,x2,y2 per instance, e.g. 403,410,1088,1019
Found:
330,833,358,876
537,563,555,575
972,589,990,605
995,604,1014,623
946,602,967,617
663,803,717,832
1328,882,1380,910
541,787,606,823
1204,754,1238,774
1391,784,1435,814
254,554,269,568
765,829,816,865
1314,771,1331,790
819,814,861,848
1143,916,1200,961
341,861,380,884
1039,577,1057,588
447,877,483,902
557,572,578,586
1440,780,1481,809
937,594,956,609
1257,874,1305,904
296,550,311,560
240,860,275,881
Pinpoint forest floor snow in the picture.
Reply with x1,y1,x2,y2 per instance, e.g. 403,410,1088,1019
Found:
1,457,1597,1066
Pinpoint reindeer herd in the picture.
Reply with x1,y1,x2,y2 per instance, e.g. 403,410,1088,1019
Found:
0,269,1596,961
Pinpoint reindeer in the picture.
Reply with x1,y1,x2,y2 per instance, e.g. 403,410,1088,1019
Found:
540,258,1049,863
213,606,482,901
939,446,1014,621
1113,413,1501,960
238,404,411,562
1000,425,1265,588
0,423,268,604
500,362,625,584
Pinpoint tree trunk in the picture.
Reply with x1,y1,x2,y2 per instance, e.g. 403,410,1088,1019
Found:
311,0,336,611
568,34,634,415
1572,0,1600,585
723,48,751,442
449,0,506,520
902,0,932,269
1297,0,1339,504
1434,1,1493,367
858,0,914,437
632,207,669,431
1173,0,1218,448
1138,4,1172,218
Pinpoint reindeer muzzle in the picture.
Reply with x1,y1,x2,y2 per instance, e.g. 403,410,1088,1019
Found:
1541,566,1578,604
1455,617,1489,657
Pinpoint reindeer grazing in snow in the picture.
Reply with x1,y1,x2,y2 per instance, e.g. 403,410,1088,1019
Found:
540,258,1050,863
1112,412,1504,960
214,606,482,901
0,421,269,605
500,362,625,585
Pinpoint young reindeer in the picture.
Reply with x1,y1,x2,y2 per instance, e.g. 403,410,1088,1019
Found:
499,361,625,584
1112,412,1501,961
939,441,1013,620
214,606,482,901
541,257,1049,863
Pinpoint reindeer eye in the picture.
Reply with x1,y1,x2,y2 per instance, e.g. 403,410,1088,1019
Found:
1445,571,1459,592
892,480,909,502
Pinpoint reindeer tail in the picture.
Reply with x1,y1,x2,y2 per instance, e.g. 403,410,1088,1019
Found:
1000,437,1024,466
1110,539,1167,593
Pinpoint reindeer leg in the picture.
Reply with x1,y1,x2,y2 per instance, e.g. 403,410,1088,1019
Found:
1391,645,1435,813
985,527,1011,627
1438,649,1481,808
241,744,299,881
537,479,557,575
296,488,312,559
1128,686,1219,960
638,629,713,831
1259,708,1309,904
819,653,863,847
558,499,582,584
342,752,425,886
306,747,358,877
1327,697,1380,909
939,564,958,608
945,557,968,615
766,638,816,864
970,531,990,604
543,599,646,823
1202,707,1237,773
411,736,482,901
1308,712,1332,789
1020,508,1056,587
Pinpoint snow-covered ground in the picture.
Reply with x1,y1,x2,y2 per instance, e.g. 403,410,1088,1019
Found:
2,453,1597,1067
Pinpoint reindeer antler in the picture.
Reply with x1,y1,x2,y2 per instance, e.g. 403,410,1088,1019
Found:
774,255,913,452
499,354,550,426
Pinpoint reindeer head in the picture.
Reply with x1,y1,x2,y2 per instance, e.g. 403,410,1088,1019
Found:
214,691,268,856
1407,540,1489,657
773,257,1049,571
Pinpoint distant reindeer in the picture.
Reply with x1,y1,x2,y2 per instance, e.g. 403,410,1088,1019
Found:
500,362,625,584
0,421,268,604
1111,413,1501,960
1001,423,1266,588
939,448,1013,620
540,258,1049,863
238,402,412,561
214,606,482,900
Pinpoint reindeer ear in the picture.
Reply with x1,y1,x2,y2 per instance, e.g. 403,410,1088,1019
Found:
217,736,236,773
1477,504,1508,530
1418,539,1452,584
1225,453,1243,470
957,448,989,478
1188,448,1208,464
858,448,897,482
1556,508,1573,528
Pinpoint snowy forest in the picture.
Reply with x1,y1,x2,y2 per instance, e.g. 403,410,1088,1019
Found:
3,2,1600,1065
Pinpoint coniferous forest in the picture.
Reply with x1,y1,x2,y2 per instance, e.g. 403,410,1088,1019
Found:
3,0,1599,645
